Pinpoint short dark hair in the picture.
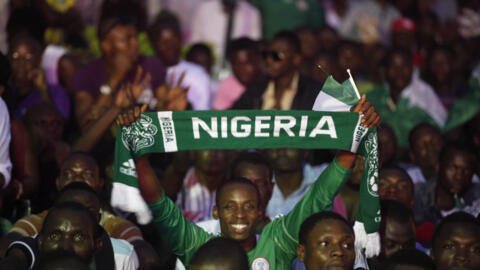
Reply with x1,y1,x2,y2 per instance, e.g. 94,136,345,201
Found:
98,16,138,42
6,8,46,45
226,38,259,62
438,143,476,166
60,152,99,172
9,32,43,57
272,30,301,53
384,47,413,67
215,177,261,207
432,212,480,249
383,249,436,270
43,202,101,238
380,199,414,225
379,166,414,195
189,237,249,269
0,52,11,87
408,122,442,146
230,151,273,183
299,211,353,245
35,250,89,270
148,11,182,43
186,43,213,61
56,182,99,203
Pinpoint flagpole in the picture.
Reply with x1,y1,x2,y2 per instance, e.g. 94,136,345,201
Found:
347,69,361,99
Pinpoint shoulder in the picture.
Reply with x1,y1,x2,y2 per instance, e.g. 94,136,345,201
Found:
10,211,47,237
73,59,102,78
178,61,209,78
139,56,165,71
110,238,135,256
101,211,143,242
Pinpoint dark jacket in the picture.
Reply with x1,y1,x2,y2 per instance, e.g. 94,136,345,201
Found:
232,75,322,110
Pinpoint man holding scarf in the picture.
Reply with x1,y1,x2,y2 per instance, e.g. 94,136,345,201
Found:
114,95,380,269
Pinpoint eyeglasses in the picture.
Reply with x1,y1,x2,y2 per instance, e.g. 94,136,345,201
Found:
262,51,285,62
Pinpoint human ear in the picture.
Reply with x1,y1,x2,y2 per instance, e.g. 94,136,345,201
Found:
213,205,219,219
297,244,305,262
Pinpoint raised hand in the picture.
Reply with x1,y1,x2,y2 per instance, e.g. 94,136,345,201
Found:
155,71,188,111
114,66,151,109
352,94,381,128
116,104,148,127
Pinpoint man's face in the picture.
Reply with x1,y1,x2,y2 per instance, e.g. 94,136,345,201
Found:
31,109,64,147
9,41,39,93
429,50,450,84
381,219,416,258
378,170,414,207
39,210,98,262
154,27,181,67
387,54,413,92
410,129,444,170
214,183,260,242
297,30,318,59
432,223,480,270
264,38,298,79
194,150,228,176
337,46,361,74
298,219,355,270
378,127,397,168
265,148,304,173
438,152,474,195
231,50,260,86
233,162,272,217
57,156,101,193
104,24,139,62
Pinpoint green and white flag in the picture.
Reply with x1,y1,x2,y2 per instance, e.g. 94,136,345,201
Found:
112,71,380,257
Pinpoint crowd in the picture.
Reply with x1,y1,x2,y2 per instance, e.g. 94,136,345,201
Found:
0,0,479,269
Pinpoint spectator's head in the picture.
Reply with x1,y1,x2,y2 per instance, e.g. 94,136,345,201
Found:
378,123,398,168
98,16,139,63
6,8,46,46
56,182,102,222
391,17,417,51
380,200,416,259
424,45,453,87
311,52,337,84
34,250,90,270
416,11,438,49
56,153,103,194
317,26,340,53
188,237,249,270
265,148,306,174
24,103,64,149
38,202,102,263
0,52,11,95
297,211,355,270
347,156,364,189
8,33,43,95
336,40,363,80
186,43,213,74
432,212,480,270
385,48,413,95
148,13,182,67
193,150,228,184
409,123,444,174
230,151,273,219
226,38,262,86
383,249,436,270
437,143,476,195
264,31,301,79
379,166,414,207
213,177,261,243
296,27,319,60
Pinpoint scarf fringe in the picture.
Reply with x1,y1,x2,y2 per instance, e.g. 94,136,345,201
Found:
353,221,380,258
111,182,152,224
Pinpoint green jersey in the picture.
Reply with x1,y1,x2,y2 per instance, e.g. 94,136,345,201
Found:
148,158,351,269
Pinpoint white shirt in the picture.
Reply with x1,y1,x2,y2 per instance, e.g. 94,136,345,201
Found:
110,238,140,270
189,0,261,61
166,60,212,110
0,97,11,188
266,164,328,219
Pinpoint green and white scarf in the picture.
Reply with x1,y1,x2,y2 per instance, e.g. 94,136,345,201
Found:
112,75,381,257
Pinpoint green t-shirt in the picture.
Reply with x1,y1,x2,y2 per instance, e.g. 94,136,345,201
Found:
148,159,351,269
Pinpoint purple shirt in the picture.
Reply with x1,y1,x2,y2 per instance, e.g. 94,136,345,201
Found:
71,56,166,99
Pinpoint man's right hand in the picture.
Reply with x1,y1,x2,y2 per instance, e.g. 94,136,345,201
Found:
116,105,148,127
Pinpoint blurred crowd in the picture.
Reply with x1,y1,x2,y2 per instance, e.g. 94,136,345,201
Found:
0,0,479,269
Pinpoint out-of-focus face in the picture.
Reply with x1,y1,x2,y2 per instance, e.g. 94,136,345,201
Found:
392,31,415,51
410,128,444,170
378,127,397,168
297,30,318,59
265,148,304,173
432,223,480,270
264,38,298,79
429,50,451,84
231,50,261,86
438,151,474,195
214,183,260,241
381,219,416,258
378,169,414,207
56,155,101,193
298,219,355,270
337,45,361,74
104,24,139,62
9,41,40,94
233,162,272,217
317,28,339,52
154,27,181,67
39,210,97,262
31,108,64,147
194,150,228,176
311,54,336,83
386,53,413,92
